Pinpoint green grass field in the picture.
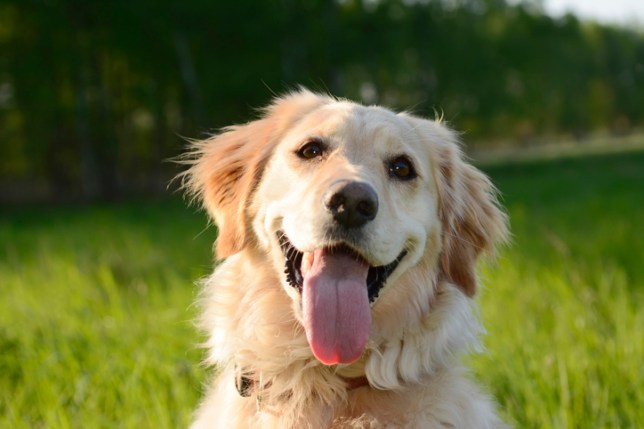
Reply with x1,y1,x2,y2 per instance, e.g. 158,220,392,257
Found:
1,149,643,428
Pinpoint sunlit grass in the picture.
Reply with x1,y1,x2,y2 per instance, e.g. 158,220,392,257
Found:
474,151,644,428
1,150,643,428
0,201,212,428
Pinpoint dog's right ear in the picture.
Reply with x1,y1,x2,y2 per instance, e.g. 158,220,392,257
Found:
182,121,273,258
180,89,330,258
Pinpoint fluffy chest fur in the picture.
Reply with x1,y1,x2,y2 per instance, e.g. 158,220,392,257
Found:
195,250,502,429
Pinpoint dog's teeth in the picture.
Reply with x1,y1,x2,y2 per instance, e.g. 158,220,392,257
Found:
301,252,313,277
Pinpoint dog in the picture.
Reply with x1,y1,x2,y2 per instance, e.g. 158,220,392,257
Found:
181,89,509,428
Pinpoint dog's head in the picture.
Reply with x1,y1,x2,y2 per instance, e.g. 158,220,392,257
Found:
183,89,508,366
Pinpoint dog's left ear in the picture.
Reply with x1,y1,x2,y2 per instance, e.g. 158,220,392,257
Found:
433,130,509,296
400,113,508,296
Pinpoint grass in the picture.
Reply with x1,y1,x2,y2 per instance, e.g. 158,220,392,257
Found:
0,201,213,428
475,150,644,428
1,149,643,428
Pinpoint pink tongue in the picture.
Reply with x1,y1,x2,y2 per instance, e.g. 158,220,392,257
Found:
302,249,371,365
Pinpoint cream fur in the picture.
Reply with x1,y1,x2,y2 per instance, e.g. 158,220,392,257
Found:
182,90,510,428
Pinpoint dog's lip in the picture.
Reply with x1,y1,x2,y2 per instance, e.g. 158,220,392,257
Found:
277,231,406,302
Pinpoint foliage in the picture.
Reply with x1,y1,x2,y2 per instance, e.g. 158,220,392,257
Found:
1,148,643,427
1,0,644,201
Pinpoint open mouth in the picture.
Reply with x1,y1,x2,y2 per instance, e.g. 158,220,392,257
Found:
278,231,407,364
278,231,406,303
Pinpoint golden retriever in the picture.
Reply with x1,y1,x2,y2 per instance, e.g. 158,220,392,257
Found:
181,89,509,428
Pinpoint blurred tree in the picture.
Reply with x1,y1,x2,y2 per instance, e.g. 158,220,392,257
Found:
0,0,643,202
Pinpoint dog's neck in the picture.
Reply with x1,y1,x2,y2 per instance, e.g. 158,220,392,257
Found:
234,365,370,399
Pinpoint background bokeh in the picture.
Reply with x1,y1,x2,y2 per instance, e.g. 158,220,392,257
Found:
1,0,643,203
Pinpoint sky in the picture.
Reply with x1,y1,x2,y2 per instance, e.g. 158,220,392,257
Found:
543,0,644,25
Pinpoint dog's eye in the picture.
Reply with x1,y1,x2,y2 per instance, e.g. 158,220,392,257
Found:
297,140,325,160
388,156,417,181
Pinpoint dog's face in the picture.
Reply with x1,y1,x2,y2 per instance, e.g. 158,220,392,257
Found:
184,90,507,367
252,103,442,365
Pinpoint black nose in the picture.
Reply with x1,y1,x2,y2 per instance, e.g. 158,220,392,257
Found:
324,181,379,228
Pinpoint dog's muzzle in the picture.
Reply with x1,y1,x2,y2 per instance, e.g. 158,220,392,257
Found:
278,233,406,303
